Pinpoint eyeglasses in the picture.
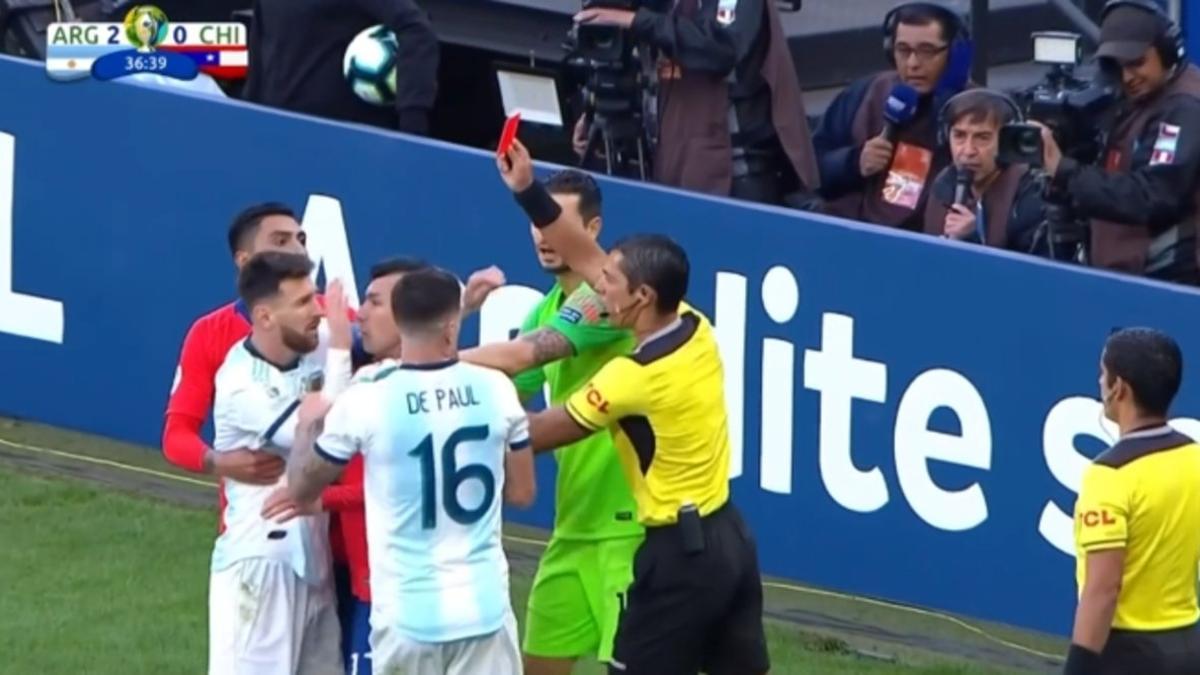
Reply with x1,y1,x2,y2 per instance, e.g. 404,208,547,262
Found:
894,44,948,62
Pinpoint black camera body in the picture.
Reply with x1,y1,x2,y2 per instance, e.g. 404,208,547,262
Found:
997,122,1045,168
569,0,640,65
1011,67,1116,168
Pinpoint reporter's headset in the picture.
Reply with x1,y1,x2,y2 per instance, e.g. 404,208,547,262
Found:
882,1,973,95
935,89,1024,166
1098,0,1186,75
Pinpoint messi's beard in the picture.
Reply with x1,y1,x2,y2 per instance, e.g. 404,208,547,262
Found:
281,325,319,354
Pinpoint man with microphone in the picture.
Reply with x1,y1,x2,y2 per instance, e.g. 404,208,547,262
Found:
813,1,972,231
922,89,1052,256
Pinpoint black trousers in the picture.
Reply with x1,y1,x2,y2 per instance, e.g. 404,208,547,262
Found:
608,502,769,675
1100,624,1200,674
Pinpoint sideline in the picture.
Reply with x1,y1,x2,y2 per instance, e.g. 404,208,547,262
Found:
0,433,1063,663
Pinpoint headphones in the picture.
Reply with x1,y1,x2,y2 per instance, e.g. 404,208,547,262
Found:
936,89,1027,174
1099,0,1186,71
882,1,970,66
936,88,1023,148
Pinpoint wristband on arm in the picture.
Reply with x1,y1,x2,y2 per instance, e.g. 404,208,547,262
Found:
514,181,562,229
1063,644,1103,675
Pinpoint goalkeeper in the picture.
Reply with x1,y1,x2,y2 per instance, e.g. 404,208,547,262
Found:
462,169,641,674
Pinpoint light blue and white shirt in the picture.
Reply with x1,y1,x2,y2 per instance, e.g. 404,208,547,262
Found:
210,336,346,586
316,358,530,643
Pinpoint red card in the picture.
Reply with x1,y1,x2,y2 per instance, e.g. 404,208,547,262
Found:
497,112,521,157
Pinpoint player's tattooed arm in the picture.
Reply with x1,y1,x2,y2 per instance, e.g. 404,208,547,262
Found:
287,423,345,504
459,327,575,376
285,395,345,504
523,327,576,364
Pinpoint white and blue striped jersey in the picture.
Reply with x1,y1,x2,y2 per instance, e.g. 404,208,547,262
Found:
210,338,333,586
315,358,530,643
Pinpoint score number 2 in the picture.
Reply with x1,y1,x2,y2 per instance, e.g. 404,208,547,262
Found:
408,425,495,529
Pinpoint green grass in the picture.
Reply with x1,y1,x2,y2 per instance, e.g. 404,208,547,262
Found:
0,466,1019,674
0,417,1060,673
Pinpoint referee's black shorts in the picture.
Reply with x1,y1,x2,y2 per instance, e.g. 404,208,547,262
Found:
609,502,769,675
1099,624,1200,674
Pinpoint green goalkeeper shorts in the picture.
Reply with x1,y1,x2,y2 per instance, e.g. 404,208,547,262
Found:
522,535,643,663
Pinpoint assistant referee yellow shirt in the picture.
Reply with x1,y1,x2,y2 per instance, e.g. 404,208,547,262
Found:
1074,427,1200,631
565,305,730,526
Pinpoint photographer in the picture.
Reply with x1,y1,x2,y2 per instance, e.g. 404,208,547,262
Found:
1039,0,1200,285
573,0,820,208
923,90,1052,256
814,1,972,231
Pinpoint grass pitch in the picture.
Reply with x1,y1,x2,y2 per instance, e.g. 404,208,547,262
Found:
0,417,1060,673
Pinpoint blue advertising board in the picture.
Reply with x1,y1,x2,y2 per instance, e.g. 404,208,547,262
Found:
3,55,1200,636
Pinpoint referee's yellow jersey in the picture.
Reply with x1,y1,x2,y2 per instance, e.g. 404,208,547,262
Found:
1074,427,1200,631
565,304,730,526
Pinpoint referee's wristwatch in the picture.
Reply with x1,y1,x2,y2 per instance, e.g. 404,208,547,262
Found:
1063,644,1102,675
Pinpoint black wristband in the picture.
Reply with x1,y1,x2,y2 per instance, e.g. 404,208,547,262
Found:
1063,644,1103,675
514,181,562,229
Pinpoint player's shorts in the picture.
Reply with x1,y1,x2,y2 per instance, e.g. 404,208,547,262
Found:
371,611,521,675
208,558,343,675
523,535,641,662
1100,624,1200,674
608,502,769,675
346,599,372,675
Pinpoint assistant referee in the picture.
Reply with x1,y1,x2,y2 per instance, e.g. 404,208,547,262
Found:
489,140,769,675
1067,327,1200,674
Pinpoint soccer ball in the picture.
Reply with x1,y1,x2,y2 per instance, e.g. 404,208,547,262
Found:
343,25,398,106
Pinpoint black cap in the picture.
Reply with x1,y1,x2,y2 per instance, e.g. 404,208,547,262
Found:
1096,6,1164,63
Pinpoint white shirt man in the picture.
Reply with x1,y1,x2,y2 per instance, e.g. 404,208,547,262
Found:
207,252,351,675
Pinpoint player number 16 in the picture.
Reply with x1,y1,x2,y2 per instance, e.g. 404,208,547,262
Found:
407,425,496,529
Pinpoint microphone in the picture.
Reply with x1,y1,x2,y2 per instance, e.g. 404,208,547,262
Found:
953,168,974,207
881,84,919,143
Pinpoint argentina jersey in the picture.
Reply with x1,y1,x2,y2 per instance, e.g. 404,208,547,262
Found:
210,338,332,585
316,358,530,643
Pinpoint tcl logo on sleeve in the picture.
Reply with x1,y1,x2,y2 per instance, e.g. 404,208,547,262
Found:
1079,510,1117,527
585,384,609,414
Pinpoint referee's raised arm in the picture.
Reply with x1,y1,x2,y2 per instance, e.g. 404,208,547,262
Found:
1065,328,1200,675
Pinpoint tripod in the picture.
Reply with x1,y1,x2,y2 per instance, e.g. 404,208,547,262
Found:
579,106,651,180
1031,202,1088,264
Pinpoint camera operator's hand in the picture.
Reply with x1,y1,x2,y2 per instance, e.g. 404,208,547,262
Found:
943,204,977,240
498,139,536,192
574,8,636,28
860,134,895,177
1030,121,1063,177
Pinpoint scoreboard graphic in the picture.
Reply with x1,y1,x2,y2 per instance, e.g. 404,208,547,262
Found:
46,5,247,83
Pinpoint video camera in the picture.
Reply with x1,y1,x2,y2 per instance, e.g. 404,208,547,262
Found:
999,32,1117,265
1000,31,1117,168
563,0,652,178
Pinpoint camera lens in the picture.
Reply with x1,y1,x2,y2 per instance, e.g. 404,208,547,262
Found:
1019,129,1041,154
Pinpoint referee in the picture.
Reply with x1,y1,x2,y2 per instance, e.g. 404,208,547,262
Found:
485,140,769,675
1067,327,1200,674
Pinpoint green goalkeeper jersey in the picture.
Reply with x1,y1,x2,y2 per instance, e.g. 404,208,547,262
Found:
513,282,642,541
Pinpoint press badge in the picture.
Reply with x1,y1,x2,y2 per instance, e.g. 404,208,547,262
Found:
881,142,932,210
716,0,737,25
1150,122,1181,166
